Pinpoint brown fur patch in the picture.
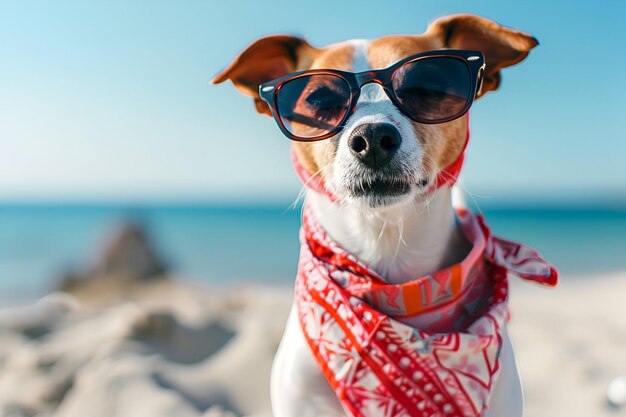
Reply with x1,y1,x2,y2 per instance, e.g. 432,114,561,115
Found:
366,35,441,69
311,43,355,71
416,117,468,171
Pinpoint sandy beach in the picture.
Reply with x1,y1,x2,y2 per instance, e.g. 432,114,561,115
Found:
1,271,625,417
509,272,626,417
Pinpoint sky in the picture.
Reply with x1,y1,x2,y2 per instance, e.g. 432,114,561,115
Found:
1,0,625,204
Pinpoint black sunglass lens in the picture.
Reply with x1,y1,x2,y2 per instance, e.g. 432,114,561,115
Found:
276,74,351,139
392,57,471,122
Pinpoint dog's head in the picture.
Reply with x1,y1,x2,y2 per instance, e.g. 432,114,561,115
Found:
213,14,537,208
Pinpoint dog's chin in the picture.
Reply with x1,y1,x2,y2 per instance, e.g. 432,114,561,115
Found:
342,178,431,209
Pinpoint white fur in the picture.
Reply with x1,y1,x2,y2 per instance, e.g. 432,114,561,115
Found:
271,41,524,417
350,39,370,72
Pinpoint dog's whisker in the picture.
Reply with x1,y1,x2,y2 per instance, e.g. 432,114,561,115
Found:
431,165,487,216
375,216,389,248
392,217,405,261
285,163,333,214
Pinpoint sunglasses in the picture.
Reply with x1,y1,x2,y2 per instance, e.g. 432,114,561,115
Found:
258,49,485,142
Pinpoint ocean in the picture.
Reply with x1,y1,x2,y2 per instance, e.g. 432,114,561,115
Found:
1,202,625,300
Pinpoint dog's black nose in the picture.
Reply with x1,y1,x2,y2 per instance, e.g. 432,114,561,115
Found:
348,123,401,169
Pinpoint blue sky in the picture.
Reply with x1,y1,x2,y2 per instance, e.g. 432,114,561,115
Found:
1,0,625,204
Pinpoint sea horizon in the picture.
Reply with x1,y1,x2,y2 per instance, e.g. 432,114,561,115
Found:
1,198,625,306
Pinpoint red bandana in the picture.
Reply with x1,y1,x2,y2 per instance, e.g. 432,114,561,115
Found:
295,206,557,417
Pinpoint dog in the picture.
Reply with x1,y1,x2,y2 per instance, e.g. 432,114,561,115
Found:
213,14,557,417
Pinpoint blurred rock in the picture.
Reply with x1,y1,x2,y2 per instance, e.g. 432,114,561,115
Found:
97,221,167,279
57,220,169,297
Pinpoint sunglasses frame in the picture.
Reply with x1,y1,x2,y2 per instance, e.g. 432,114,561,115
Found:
258,49,485,142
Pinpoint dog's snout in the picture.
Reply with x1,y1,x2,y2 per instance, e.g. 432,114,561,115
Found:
347,123,401,169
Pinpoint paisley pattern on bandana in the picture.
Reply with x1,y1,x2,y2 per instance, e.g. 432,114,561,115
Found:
296,206,557,417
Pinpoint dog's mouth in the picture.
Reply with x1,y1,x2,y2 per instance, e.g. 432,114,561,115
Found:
345,175,432,207
349,179,412,197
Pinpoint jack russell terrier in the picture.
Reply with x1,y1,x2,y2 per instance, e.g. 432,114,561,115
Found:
213,13,558,417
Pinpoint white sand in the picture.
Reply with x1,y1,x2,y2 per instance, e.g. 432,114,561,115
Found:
0,273,624,417
508,272,626,417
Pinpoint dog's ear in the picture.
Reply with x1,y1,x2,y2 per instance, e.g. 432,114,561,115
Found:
211,35,319,115
427,14,538,97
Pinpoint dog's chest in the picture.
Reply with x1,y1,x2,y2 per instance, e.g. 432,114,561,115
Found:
307,189,466,283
